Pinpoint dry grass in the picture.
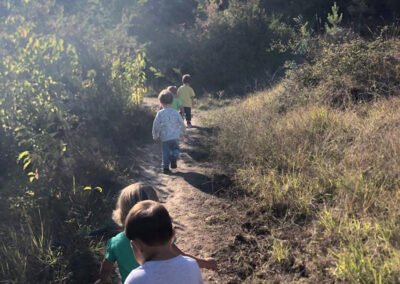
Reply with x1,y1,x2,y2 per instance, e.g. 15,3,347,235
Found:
209,37,400,282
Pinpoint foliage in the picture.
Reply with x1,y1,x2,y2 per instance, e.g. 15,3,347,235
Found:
112,50,147,105
0,1,153,282
125,0,400,94
285,35,400,108
325,2,343,36
192,0,291,94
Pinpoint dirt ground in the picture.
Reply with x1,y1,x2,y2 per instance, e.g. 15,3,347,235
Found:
133,98,242,283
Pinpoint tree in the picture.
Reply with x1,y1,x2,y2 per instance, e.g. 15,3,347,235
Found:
325,2,343,36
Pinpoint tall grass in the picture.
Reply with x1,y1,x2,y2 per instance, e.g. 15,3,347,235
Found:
210,36,400,282
0,211,69,283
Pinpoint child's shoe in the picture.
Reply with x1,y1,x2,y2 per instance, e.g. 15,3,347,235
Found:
162,168,171,174
187,122,192,128
170,159,177,169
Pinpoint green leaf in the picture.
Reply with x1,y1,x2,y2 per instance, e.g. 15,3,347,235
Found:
18,151,29,161
29,176,34,182
23,160,31,170
84,186,92,191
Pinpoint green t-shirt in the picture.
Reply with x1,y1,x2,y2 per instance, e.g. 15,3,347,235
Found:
105,232,138,283
105,232,178,282
177,85,195,107
171,97,182,111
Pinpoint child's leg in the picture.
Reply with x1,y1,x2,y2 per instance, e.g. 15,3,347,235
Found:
168,140,180,169
184,107,192,124
169,140,180,161
161,141,170,169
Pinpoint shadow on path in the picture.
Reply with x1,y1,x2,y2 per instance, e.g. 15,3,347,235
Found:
172,171,233,196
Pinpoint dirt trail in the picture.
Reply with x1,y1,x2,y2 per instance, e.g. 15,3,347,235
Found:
134,98,240,283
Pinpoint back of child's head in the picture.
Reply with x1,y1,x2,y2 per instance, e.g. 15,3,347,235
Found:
182,74,191,84
125,200,173,246
112,183,159,227
167,85,177,95
158,89,173,105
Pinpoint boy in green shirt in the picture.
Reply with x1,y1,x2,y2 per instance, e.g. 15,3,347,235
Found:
167,85,183,115
177,74,195,127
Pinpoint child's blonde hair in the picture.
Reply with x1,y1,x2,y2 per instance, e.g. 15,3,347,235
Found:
112,183,159,227
167,86,177,95
158,89,173,105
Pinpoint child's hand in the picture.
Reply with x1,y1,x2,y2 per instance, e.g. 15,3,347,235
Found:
201,257,218,271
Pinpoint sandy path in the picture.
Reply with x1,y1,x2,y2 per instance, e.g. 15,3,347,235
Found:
133,98,239,283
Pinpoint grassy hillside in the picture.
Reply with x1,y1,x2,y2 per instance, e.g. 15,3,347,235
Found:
209,35,400,282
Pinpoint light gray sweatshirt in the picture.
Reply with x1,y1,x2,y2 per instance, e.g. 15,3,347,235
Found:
152,107,186,142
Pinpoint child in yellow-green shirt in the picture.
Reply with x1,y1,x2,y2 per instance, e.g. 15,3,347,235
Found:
167,86,184,115
177,74,195,127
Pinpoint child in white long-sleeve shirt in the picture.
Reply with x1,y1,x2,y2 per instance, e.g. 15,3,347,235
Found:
152,89,186,173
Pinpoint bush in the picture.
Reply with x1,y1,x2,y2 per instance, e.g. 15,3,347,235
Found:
193,0,293,94
284,36,400,108
0,2,153,282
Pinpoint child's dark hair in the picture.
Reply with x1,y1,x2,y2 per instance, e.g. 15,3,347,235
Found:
182,74,191,84
167,85,177,95
158,89,173,105
125,200,173,246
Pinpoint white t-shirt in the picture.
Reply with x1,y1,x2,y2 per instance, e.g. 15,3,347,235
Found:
124,255,203,284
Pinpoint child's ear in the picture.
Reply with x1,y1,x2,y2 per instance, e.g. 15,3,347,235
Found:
170,229,176,245
131,240,146,265
131,240,141,251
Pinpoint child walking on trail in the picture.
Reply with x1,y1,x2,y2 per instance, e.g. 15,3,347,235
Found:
152,89,186,173
167,85,184,115
95,183,217,283
124,200,205,284
177,74,196,127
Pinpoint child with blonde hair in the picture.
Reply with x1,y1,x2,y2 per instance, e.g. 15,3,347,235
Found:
95,183,217,283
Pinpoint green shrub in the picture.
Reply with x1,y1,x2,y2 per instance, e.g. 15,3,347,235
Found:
0,2,153,282
284,37,400,108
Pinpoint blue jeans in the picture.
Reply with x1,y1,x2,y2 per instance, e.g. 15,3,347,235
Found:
161,139,180,169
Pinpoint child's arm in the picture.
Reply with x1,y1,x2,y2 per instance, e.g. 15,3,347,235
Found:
152,112,161,141
171,245,218,270
191,89,196,107
94,259,114,284
177,113,186,139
